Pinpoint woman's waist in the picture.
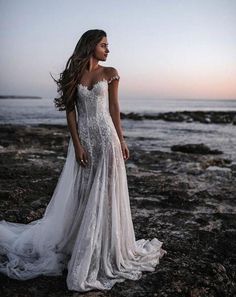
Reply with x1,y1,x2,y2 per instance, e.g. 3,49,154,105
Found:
78,110,112,122
77,115,118,145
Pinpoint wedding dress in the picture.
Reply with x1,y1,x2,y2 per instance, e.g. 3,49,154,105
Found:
0,72,167,292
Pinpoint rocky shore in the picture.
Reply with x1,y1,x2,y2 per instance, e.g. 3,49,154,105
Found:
0,124,235,297
121,111,236,124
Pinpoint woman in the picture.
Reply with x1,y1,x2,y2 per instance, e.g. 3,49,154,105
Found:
0,29,167,292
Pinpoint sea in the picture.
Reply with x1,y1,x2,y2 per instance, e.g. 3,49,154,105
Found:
0,97,236,161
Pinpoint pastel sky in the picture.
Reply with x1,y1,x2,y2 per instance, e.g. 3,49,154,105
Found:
0,0,235,100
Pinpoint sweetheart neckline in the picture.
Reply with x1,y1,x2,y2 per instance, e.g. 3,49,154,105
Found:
78,78,107,91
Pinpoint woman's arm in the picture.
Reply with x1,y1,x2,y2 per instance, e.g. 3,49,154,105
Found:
66,108,89,166
108,78,125,142
66,108,82,148
108,68,129,160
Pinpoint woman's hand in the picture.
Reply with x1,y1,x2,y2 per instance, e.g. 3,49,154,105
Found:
74,144,89,167
120,141,130,161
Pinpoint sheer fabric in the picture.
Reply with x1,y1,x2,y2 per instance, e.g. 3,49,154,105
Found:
0,72,167,292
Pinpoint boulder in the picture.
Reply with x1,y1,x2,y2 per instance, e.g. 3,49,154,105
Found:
171,143,223,155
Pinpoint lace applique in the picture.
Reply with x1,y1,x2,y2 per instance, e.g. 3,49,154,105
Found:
108,75,120,84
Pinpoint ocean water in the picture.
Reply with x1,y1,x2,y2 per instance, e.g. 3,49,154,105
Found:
0,97,236,161
124,119,236,161
0,97,236,125
121,97,236,113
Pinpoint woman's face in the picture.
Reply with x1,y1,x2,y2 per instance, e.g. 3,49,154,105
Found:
93,36,109,61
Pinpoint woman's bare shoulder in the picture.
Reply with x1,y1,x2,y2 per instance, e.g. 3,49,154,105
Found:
102,67,120,85
103,66,119,77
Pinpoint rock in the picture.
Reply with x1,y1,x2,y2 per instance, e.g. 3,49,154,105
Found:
230,161,236,171
200,158,231,169
233,115,236,125
31,199,43,210
0,190,10,200
120,112,143,120
120,111,236,124
206,166,231,172
171,143,223,155
125,162,139,174
0,124,236,297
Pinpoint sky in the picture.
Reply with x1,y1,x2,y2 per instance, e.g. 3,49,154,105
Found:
0,0,236,100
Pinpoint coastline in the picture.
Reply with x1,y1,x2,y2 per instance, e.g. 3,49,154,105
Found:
0,123,235,296
0,96,42,99
0,110,236,126
121,110,236,124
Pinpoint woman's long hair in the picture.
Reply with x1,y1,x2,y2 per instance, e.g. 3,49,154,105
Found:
50,29,107,113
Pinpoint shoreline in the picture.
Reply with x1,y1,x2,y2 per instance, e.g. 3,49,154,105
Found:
121,110,236,124
1,110,236,126
0,124,235,296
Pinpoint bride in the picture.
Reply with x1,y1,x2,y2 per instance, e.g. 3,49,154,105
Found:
0,29,167,293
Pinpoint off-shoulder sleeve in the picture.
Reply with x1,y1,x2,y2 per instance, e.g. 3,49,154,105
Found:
108,68,120,84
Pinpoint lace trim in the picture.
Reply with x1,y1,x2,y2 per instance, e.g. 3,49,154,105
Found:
108,75,120,84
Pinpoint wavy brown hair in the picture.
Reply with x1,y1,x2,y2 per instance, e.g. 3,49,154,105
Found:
50,29,107,113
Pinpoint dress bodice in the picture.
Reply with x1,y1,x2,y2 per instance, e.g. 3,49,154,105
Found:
75,75,121,159
76,78,111,119
75,75,120,118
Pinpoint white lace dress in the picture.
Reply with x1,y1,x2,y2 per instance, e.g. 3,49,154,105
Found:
0,73,167,292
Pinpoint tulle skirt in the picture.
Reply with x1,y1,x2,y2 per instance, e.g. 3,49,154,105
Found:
0,135,167,292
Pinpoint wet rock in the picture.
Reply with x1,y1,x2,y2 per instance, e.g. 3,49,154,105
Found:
120,112,144,120
0,124,235,297
200,158,231,169
171,143,223,155
230,161,236,171
206,166,231,172
31,199,44,210
120,111,236,124
233,115,236,125
0,190,10,200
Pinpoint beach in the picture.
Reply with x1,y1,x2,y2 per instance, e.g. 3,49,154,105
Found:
0,117,235,296
1,0,235,294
